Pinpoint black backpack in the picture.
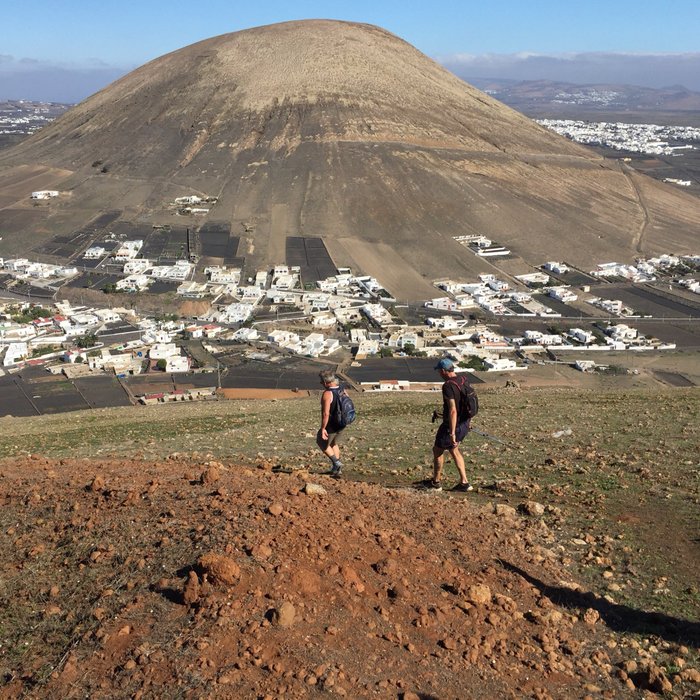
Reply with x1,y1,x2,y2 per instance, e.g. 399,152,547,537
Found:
447,375,479,423
331,385,356,430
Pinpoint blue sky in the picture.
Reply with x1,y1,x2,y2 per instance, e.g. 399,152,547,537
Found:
2,0,699,101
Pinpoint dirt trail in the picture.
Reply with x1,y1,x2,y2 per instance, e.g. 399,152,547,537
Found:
621,163,652,254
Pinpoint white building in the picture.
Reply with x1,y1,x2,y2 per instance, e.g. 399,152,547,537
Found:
3,258,30,273
113,240,144,262
83,246,106,259
31,190,59,199
568,328,596,344
362,303,393,326
544,262,570,274
516,272,551,286
207,266,241,285
94,309,123,324
548,286,578,302
254,271,268,289
116,275,151,292
425,297,458,311
123,259,152,274
3,342,28,366
217,303,254,323
231,327,259,342
150,260,192,281
165,355,190,373
272,273,297,290
150,343,179,360
356,339,380,356
484,357,518,371
606,323,638,341
177,281,209,298
487,279,509,292
312,313,337,328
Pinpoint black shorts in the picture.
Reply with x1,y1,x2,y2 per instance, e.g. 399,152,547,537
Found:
434,422,469,450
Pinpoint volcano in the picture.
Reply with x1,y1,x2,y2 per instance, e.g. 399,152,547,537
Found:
0,20,698,300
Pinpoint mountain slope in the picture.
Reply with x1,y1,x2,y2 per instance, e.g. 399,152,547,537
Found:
0,21,698,299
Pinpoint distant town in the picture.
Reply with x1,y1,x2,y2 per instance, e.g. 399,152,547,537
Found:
2,220,699,414
0,100,70,136
538,119,700,160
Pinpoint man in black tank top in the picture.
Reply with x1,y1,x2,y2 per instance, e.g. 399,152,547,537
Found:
428,358,473,493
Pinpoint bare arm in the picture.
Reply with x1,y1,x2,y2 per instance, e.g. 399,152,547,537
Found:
320,390,333,437
447,398,458,445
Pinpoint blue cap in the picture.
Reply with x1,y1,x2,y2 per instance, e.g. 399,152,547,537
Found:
434,358,454,371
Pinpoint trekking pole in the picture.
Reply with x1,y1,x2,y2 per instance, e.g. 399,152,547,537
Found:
469,426,509,446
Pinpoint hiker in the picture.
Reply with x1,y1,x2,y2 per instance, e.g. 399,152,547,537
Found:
428,358,474,492
317,369,347,478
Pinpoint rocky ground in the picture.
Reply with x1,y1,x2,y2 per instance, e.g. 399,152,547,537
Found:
0,387,698,699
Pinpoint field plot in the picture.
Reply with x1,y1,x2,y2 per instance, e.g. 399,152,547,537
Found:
533,294,592,318
9,282,55,299
141,225,189,262
219,356,329,390
285,236,336,284
34,210,122,258
0,376,39,416
0,372,130,416
67,271,121,291
346,357,486,385
545,267,599,287
97,322,144,345
636,320,700,348
598,284,700,319
652,370,695,387
14,371,90,414
0,208,47,239
125,373,218,395
73,375,132,408
108,221,151,238
199,223,242,266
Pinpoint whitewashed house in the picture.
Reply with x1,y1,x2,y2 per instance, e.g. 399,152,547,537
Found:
83,246,106,259
113,240,143,262
123,259,152,274
3,342,28,366
231,327,259,341
544,262,570,274
568,328,595,344
150,343,179,359
116,275,151,292
549,286,578,302
31,190,59,199
484,357,517,371
177,281,208,298
218,303,254,323
165,355,190,373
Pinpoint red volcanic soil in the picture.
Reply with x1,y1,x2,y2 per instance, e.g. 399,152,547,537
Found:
0,454,697,699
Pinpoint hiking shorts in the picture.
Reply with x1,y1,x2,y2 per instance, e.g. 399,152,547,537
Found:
434,422,469,450
316,427,345,450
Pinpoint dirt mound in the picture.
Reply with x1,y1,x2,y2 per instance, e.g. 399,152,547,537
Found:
0,455,696,698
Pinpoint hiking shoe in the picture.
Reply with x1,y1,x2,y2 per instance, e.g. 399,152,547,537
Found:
417,478,442,491
452,482,474,492
329,463,343,478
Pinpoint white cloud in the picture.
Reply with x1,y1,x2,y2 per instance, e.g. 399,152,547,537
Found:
438,51,700,91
